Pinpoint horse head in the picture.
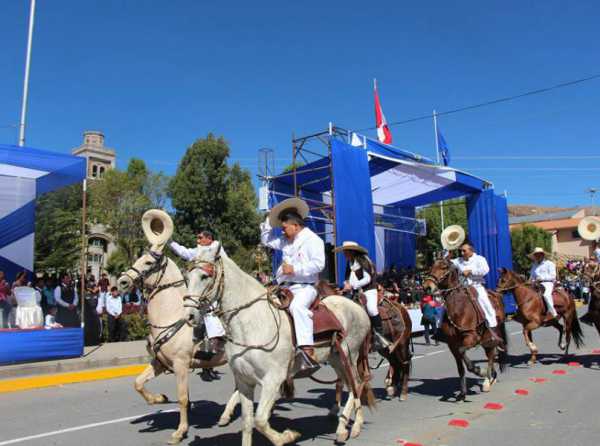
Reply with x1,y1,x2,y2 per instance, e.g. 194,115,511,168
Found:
118,249,167,294
423,258,456,293
184,242,223,323
496,267,523,291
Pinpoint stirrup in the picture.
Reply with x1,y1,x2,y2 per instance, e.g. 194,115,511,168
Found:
291,348,320,379
373,330,392,351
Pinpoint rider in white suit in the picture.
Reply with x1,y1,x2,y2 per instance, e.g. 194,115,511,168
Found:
529,247,558,319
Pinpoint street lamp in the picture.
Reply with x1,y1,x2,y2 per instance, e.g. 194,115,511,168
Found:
587,188,598,216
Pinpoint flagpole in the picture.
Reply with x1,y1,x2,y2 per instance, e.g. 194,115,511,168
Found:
433,110,445,230
18,0,36,147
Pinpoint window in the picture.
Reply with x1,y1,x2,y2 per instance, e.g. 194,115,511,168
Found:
99,166,105,177
92,165,98,178
571,230,580,240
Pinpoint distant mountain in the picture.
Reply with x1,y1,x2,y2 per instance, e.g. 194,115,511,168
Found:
508,205,576,217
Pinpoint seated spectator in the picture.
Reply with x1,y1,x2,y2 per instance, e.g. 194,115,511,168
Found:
0,270,11,328
44,306,63,329
54,273,81,328
106,286,127,342
13,281,44,329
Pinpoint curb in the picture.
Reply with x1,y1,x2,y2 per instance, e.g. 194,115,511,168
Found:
0,364,147,394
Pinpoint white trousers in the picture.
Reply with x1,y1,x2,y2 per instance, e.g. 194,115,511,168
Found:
474,285,497,328
541,282,558,316
364,289,379,317
288,284,317,346
204,312,225,338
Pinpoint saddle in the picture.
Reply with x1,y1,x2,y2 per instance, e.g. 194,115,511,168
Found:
465,286,487,328
274,285,344,345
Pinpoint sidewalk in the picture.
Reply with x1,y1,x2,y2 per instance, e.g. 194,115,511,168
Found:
0,341,151,393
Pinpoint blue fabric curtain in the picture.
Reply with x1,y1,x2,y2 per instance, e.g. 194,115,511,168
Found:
331,139,376,285
383,206,416,269
495,194,517,313
467,189,500,289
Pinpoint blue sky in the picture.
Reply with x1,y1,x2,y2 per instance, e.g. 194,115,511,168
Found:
2,1,599,207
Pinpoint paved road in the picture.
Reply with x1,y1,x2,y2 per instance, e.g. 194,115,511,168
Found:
1,318,600,446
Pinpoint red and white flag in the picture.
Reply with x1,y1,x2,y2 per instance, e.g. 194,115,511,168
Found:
374,79,392,145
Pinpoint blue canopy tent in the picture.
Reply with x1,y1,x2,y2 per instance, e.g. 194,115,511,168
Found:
267,128,516,313
0,143,86,364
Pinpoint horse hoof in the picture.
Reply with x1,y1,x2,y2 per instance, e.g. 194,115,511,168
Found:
336,430,349,443
399,393,408,401
482,379,491,393
350,427,361,438
559,343,567,351
168,435,183,445
386,386,395,397
283,429,301,443
217,417,230,427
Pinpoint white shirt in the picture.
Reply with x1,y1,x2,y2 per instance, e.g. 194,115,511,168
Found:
349,261,371,290
452,253,489,287
105,294,123,317
169,240,228,261
530,259,556,282
593,248,600,262
54,284,79,308
260,217,325,284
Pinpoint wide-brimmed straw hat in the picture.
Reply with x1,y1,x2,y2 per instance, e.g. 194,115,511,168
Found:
528,247,548,258
268,197,309,228
333,241,368,255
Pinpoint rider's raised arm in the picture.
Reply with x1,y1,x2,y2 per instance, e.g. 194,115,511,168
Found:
260,216,282,251
169,241,197,261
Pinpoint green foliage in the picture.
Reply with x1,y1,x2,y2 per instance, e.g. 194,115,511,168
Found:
105,248,130,278
89,159,168,266
416,199,468,266
169,135,262,272
510,225,552,273
35,184,83,274
99,312,149,342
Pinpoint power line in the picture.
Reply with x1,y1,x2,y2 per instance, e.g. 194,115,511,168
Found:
357,73,600,131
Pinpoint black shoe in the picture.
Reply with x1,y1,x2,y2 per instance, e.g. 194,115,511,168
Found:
199,368,214,382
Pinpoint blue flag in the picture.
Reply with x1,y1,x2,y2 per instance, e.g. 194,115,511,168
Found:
437,127,450,166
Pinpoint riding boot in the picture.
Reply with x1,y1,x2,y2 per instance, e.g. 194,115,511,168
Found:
194,336,226,362
292,346,321,379
370,315,392,351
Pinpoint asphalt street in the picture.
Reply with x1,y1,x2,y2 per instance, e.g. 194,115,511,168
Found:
1,317,600,446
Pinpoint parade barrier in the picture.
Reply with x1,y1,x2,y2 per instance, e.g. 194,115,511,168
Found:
0,327,83,365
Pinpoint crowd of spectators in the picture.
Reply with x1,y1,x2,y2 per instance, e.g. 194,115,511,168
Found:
0,270,144,344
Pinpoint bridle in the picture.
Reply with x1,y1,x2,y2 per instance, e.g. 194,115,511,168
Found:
123,251,187,302
183,256,225,315
423,260,462,294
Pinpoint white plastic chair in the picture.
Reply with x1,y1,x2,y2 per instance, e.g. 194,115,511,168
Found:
14,286,43,329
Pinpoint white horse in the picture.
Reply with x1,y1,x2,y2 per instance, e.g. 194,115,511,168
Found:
186,243,375,446
118,210,229,444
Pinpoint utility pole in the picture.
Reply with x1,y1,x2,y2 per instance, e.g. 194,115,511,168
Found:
587,187,598,216
18,0,36,147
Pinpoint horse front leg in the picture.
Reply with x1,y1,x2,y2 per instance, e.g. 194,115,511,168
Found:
328,380,343,418
218,389,240,427
237,382,255,446
134,361,168,404
384,360,396,398
449,343,467,401
168,361,190,444
550,317,566,351
254,378,300,446
481,347,497,393
523,325,538,365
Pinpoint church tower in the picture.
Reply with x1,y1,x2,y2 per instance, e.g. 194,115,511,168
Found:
71,130,116,179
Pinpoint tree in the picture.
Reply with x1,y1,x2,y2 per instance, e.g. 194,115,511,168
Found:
35,184,83,273
88,159,168,266
169,135,262,272
416,199,468,266
510,225,552,273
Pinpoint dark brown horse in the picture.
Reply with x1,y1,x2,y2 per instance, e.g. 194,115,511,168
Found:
423,258,508,402
579,262,600,337
496,268,584,364
316,281,412,403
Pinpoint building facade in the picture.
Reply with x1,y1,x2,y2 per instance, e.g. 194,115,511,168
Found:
509,208,593,259
71,131,118,280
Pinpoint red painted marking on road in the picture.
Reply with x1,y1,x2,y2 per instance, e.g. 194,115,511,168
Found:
484,402,504,410
404,443,423,446
529,377,548,383
448,419,470,428
567,361,581,367
552,369,567,375
396,439,406,445
515,389,529,396
593,349,600,354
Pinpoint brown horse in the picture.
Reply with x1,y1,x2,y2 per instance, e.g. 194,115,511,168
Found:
496,268,584,365
317,282,413,402
579,262,600,337
423,258,508,402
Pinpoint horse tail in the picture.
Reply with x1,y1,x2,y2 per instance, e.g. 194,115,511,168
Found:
497,320,509,373
280,378,295,399
570,311,585,349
